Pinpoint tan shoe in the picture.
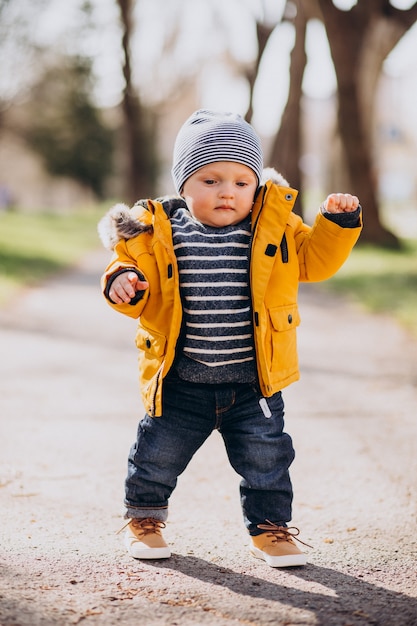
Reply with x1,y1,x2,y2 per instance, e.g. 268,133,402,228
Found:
123,518,171,559
250,521,309,567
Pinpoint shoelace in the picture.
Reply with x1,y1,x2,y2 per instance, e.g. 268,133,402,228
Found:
116,517,166,536
256,520,313,548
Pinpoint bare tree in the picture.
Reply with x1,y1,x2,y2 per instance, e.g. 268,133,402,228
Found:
117,0,158,202
268,0,307,214
318,0,417,246
241,2,306,211
244,21,276,124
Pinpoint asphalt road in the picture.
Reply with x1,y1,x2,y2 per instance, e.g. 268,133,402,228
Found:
1,248,416,626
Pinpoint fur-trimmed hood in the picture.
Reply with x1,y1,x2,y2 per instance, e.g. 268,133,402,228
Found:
98,167,290,251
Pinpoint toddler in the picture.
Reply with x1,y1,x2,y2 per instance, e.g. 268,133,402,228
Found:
99,109,362,567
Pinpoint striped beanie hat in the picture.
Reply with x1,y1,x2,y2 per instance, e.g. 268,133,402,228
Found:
172,109,263,193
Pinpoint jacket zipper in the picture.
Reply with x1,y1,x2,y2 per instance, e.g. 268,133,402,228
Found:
150,364,164,417
250,186,290,396
248,187,268,395
249,185,267,326
280,233,288,263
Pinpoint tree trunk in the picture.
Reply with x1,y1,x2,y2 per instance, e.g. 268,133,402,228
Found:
245,22,275,124
117,0,157,203
269,0,307,216
318,0,417,247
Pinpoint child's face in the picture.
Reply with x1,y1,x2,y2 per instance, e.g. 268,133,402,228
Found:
182,162,258,227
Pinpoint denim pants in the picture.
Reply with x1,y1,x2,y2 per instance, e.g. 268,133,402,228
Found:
125,376,295,535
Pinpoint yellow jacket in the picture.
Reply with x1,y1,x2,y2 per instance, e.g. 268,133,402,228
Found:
100,176,362,416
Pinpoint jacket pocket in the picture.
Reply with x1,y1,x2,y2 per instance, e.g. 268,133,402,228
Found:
269,304,300,332
136,326,167,357
267,304,300,372
136,327,167,410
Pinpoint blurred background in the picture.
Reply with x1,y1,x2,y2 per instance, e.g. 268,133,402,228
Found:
1,0,417,247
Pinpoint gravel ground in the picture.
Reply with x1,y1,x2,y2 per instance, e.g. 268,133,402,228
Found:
1,249,416,626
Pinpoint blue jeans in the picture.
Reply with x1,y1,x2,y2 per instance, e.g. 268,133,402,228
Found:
125,376,295,535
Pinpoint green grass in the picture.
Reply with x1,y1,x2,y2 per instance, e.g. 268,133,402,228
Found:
0,207,105,304
324,239,417,337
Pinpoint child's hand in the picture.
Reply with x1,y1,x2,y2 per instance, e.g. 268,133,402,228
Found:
322,193,359,213
109,271,149,304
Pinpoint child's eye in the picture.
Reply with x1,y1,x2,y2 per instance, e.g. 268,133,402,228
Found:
236,181,248,187
204,179,216,185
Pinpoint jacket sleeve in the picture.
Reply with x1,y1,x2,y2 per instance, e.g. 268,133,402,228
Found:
293,209,362,282
100,238,149,319
322,206,361,228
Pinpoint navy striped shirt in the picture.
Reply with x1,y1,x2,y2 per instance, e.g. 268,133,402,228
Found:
171,208,256,384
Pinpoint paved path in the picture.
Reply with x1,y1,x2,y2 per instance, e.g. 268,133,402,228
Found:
1,249,416,625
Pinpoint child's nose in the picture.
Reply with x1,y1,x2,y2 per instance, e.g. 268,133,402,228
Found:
219,183,234,198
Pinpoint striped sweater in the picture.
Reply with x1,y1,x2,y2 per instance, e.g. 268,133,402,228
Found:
171,207,256,384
